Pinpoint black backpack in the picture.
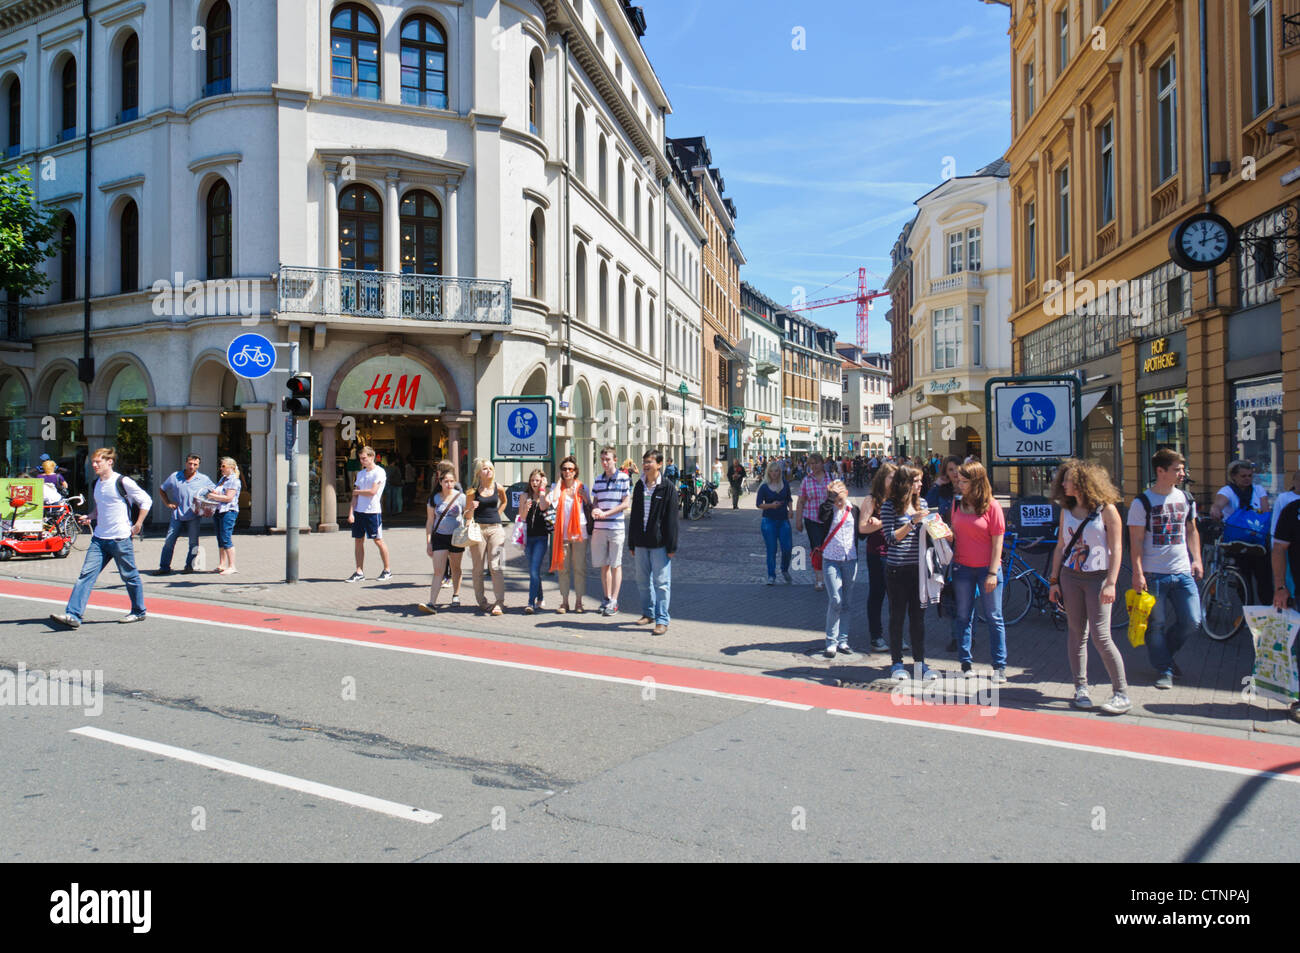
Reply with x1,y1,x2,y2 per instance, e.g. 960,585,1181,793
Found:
97,474,142,525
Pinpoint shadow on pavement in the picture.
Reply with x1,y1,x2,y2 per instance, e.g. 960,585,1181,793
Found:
1182,759,1300,862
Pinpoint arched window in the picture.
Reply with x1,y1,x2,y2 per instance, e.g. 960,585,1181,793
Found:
59,212,76,301
598,260,609,332
205,1,231,96
575,244,588,322
646,200,653,254
633,180,640,239
617,159,625,222
120,33,139,121
598,136,608,204
120,200,138,292
618,276,626,340
5,77,18,156
528,211,544,297
634,289,642,349
338,184,382,270
59,58,76,140
400,15,448,108
399,190,441,275
527,53,541,134
573,106,586,182
331,4,380,100
206,180,231,279
648,300,655,356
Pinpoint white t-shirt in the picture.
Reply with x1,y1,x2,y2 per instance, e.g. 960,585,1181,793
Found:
1215,483,1268,519
93,473,152,540
1126,488,1197,575
353,466,386,514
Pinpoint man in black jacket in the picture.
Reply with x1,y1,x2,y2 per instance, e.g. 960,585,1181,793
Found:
628,449,678,635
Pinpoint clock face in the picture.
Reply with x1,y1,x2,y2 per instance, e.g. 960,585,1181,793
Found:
1179,219,1230,263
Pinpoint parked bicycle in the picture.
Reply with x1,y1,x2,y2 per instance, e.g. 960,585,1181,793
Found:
1196,517,1257,641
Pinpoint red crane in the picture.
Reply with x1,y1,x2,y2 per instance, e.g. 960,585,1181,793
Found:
788,267,889,353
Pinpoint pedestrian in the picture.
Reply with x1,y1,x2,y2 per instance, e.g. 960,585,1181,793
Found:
549,455,591,613
629,449,677,635
1269,490,1300,724
157,453,214,575
925,455,962,523
1047,459,1130,714
728,459,746,508
204,457,242,575
880,464,937,681
815,479,860,660
793,452,831,591
857,461,896,652
621,457,639,477
465,458,509,615
418,469,467,614
756,460,794,585
48,447,151,629
345,445,392,582
948,461,1009,682
1270,469,1300,539
518,468,551,614
591,447,632,616
1128,448,1203,689
384,454,404,514
1211,459,1272,601
39,457,69,497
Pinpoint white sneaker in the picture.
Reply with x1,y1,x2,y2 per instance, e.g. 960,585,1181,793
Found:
1100,693,1132,715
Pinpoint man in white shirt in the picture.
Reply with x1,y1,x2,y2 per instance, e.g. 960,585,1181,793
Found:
346,445,392,583
49,446,151,629
590,446,632,616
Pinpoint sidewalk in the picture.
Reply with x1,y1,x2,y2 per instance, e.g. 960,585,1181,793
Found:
6,498,1298,744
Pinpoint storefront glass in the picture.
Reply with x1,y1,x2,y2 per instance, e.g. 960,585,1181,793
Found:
1,375,29,477
49,371,87,496
1231,375,1284,497
106,366,151,494
1140,388,1188,487
1080,388,1117,479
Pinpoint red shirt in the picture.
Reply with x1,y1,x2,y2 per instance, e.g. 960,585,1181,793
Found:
951,499,1006,568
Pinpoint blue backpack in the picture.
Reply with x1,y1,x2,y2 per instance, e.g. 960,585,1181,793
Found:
1222,505,1269,548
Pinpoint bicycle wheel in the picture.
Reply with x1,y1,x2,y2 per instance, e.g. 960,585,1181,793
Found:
689,498,707,520
1201,568,1248,641
1000,572,1034,626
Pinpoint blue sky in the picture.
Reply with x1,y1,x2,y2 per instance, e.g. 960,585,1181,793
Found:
641,0,1012,353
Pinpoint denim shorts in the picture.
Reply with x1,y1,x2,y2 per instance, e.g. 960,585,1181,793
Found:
215,510,237,549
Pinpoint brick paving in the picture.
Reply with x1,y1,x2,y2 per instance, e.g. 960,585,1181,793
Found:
5,493,1298,744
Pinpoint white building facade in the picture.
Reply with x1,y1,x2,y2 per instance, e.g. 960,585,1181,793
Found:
0,0,700,530
738,285,781,466
838,345,891,457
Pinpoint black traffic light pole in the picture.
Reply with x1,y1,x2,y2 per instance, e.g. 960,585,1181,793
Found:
286,342,300,583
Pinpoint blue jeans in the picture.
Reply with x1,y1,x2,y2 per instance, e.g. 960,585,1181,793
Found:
525,536,548,605
952,564,1007,668
215,511,237,550
760,518,792,577
1145,571,1201,676
160,516,200,570
824,558,857,650
66,535,146,622
634,546,672,625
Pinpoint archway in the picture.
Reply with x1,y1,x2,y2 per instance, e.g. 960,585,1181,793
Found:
0,373,31,477
572,379,592,477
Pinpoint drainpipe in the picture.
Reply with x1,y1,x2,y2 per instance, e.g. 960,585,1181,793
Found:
561,31,572,443
78,0,93,384
1199,0,1215,305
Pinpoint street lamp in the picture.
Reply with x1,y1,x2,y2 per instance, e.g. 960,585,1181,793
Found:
677,380,689,476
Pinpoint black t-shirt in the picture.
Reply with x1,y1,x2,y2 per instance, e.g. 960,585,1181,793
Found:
1274,498,1300,594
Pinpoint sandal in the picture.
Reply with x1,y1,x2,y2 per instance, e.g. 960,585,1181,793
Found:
556,604,569,614
523,605,535,615
574,603,586,614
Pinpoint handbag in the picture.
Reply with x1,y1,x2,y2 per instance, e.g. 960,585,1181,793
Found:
451,518,482,547
811,506,852,572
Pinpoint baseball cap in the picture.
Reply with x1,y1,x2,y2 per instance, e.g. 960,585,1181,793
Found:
38,453,52,462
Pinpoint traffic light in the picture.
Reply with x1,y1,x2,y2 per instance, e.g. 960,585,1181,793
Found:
283,373,312,418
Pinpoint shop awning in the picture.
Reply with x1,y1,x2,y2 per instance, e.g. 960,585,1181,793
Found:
909,403,944,420
946,397,982,415
1080,387,1110,421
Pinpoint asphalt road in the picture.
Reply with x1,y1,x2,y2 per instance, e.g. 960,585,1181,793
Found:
1,598,1298,862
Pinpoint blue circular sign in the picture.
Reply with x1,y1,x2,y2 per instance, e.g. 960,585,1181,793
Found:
509,408,539,439
227,333,276,380
1012,392,1056,435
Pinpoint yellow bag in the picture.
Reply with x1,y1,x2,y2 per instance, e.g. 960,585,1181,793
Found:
1126,589,1156,647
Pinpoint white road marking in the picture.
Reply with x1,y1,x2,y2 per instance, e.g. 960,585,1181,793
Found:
70,726,441,823
825,709,1300,786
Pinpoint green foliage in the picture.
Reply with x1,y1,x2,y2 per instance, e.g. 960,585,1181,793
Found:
0,165,67,298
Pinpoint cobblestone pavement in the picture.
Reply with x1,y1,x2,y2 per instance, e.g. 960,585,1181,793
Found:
5,493,1297,743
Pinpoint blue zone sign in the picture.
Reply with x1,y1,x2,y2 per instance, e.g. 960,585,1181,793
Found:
991,381,1076,462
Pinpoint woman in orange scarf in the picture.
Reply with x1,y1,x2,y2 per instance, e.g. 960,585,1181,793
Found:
548,455,592,613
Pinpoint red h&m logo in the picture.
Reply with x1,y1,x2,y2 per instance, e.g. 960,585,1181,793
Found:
363,373,422,412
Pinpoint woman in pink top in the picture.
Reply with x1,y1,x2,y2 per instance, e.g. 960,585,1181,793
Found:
793,452,831,591
950,461,1008,681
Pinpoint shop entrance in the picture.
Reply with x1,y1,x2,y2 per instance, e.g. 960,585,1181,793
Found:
336,415,450,525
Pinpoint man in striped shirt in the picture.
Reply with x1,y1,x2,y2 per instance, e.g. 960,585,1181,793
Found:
591,447,632,616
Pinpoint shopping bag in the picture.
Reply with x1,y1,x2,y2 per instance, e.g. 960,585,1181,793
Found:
510,514,526,547
1243,606,1300,704
1126,588,1156,647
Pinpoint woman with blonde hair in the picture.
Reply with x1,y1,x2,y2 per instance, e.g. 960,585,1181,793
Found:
755,459,793,585
464,458,509,615
950,461,1009,681
548,455,592,612
203,457,242,574
1048,459,1130,714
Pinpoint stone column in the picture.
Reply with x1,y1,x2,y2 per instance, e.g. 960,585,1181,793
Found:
244,402,271,529
446,183,458,276
317,413,340,531
324,165,339,268
385,170,401,318
1183,306,1229,497
1118,335,1140,499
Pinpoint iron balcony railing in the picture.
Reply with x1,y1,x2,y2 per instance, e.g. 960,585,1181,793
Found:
1,301,26,342
277,265,511,325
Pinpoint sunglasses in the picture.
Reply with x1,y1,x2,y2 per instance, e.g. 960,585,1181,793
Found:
561,466,576,472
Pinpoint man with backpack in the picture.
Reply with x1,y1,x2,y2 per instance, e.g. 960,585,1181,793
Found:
48,447,151,628
1128,448,1203,689
1210,459,1273,602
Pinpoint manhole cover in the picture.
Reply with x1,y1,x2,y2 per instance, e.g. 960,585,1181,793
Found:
222,585,269,594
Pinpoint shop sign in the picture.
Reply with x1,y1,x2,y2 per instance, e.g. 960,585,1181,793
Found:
0,479,43,531
756,414,773,424
928,377,964,395
792,425,810,433
1142,337,1180,374
337,356,446,414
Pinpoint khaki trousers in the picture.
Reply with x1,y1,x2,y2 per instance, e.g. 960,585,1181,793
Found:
470,523,506,609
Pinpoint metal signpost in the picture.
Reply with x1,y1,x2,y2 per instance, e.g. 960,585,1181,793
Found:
491,395,556,471
984,375,1082,468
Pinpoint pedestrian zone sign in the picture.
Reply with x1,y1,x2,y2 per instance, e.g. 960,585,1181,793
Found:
492,395,554,461
985,376,1080,466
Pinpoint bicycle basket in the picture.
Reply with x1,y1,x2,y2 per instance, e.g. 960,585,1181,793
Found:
1222,508,1268,549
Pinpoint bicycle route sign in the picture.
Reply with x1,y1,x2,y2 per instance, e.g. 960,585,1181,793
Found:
985,375,1080,466
491,395,554,462
227,333,276,380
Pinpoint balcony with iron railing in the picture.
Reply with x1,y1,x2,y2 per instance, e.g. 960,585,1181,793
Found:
277,266,511,326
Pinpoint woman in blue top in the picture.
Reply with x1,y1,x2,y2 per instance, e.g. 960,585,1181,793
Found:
204,457,243,575
756,460,794,585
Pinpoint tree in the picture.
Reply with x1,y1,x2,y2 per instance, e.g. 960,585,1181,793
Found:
0,164,67,298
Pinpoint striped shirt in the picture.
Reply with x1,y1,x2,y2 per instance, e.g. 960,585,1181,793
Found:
592,470,631,531
880,499,924,568
799,473,830,521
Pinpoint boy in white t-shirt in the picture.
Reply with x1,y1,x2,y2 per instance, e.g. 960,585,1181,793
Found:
346,446,392,583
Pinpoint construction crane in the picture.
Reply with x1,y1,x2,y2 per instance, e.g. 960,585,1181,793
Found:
788,267,889,353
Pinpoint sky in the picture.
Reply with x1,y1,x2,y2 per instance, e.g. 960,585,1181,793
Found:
640,0,1013,354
